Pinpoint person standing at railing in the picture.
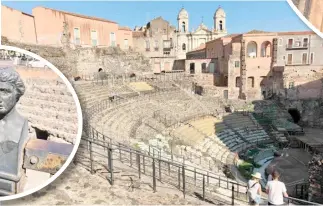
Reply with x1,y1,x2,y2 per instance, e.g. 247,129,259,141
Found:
247,172,262,205
266,171,288,205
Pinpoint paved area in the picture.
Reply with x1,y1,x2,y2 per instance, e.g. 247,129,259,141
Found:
267,148,311,196
296,128,323,146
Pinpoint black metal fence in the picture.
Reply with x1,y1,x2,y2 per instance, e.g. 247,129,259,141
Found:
77,81,321,205
76,135,248,205
76,123,321,205
77,72,192,85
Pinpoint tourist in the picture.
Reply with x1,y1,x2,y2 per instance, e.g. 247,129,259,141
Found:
267,173,272,182
247,172,262,205
266,171,288,205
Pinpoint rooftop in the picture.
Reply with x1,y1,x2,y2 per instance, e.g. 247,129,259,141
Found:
118,26,132,31
278,31,315,35
34,6,117,24
132,31,145,38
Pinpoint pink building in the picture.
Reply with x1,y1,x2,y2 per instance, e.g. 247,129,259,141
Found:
198,31,276,100
2,5,133,50
1,5,37,44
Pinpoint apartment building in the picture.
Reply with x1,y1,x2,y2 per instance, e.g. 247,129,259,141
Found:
2,5,133,50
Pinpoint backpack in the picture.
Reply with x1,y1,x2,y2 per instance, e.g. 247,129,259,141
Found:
247,182,262,204
247,182,258,198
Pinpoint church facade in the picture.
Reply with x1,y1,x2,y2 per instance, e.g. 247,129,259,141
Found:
176,7,228,59
132,6,228,72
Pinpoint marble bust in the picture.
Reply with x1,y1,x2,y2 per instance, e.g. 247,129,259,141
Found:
0,67,29,196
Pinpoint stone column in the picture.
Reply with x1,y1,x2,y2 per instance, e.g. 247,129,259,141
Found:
239,39,247,100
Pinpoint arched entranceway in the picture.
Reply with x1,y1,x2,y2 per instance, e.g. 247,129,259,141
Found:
247,41,258,57
288,108,301,123
34,127,49,140
190,63,195,74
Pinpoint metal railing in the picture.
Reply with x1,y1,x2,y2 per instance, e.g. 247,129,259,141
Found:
78,126,321,205
77,135,248,204
77,80,322,205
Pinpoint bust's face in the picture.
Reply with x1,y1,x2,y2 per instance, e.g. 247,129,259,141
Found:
0,82,16,115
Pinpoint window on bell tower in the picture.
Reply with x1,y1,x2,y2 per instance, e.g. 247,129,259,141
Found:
219,20,223,31
182,22,186,32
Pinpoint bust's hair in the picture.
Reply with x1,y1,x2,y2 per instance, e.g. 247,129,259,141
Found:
0,67,25,101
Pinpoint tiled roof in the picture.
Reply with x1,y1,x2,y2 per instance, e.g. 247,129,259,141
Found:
35,6,117,24
192,43,205,51
206,33,241,44
278,31,315,35
245,30,270,34
222,33,241,38
187,44,206,55
118,26,132,31
132,31,145,38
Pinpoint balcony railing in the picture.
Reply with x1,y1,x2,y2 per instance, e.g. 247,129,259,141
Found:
285,61,310,66
286,43,308,50
146,48,150,52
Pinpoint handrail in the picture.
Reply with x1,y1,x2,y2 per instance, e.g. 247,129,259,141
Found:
84,122,235,182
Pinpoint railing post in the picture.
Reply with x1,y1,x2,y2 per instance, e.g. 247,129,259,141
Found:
207,171,209,186
108,147,114,185
231,185,235,205
178,167,181,190
152,158,157,192
137,153,141,179
143,156,146,174
182,165,185,198
203,175,205,200
89,140,94,174
119,143,122,162
194,168,196,186
130,149,133,167
168,162,170,175
159,160,162,182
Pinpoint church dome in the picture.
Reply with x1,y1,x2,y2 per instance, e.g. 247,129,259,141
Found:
214,6,226,17
178,8,188,19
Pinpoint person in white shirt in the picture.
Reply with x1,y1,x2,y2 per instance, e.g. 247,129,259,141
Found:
266,171,288,205
268,174,273,182
247,172,262,205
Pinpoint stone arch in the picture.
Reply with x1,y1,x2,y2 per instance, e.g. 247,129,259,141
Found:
261,41,271,57
247,41,258,57
288,108,301,123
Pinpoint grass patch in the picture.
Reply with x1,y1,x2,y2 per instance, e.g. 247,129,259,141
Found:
238,160,261,179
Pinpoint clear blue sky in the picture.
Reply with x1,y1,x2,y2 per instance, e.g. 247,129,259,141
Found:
3,1,310,33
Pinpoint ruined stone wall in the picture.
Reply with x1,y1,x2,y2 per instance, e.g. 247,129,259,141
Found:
2,37,76,78
278,98,323,127
74,47,151,77
308,154,323,203
16,66,78,144
3,37,153,78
